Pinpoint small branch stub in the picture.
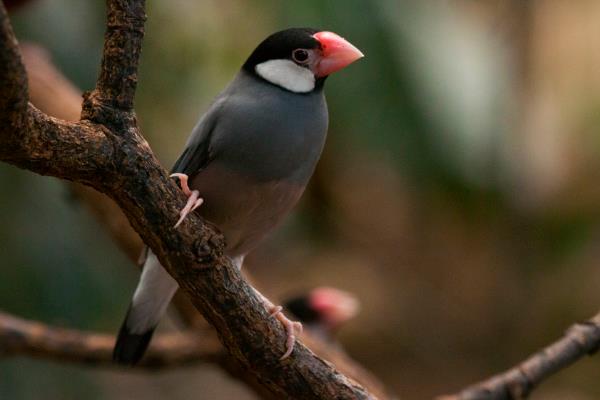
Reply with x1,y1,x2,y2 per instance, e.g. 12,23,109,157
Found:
81,0,146,127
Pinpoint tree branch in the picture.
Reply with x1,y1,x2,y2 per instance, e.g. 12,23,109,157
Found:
0,311,222,369
81,0,146,126
0,5,114,184
0,1,386,398
440,312,600,400
20,41,146,266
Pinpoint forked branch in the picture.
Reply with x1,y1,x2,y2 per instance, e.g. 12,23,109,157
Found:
81,0,146,126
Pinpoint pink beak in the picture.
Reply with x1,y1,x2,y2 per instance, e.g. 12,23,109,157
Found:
309,287,360,328
313,31,364,77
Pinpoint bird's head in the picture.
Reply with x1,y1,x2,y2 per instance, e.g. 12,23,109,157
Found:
285,287,361,334
243,28,364,93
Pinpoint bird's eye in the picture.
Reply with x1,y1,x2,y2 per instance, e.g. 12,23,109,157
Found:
292,49,309,64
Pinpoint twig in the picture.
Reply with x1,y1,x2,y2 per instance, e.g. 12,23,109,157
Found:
0,311,222,369
440,312,600,400
81,0,146,125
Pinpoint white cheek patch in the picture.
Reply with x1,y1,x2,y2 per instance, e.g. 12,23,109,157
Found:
255,59,315,93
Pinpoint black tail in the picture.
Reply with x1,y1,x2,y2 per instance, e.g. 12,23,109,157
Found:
112,307,156,365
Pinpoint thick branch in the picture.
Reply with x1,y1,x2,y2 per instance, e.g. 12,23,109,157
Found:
441,312,600,400
0,311,222,369
105,145,375,399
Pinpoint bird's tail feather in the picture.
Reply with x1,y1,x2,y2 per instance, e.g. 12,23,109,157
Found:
113,306,157,365
113,250,178,365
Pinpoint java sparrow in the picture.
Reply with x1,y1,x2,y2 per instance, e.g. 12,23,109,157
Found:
113,28,363,364
285,287,361,342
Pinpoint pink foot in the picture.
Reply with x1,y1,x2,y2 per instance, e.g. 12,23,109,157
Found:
269,305,303,360
170,173,193,196
249,279,303,359
170,173,204,228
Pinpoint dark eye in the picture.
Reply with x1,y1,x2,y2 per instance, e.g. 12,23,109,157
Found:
292,49,309,63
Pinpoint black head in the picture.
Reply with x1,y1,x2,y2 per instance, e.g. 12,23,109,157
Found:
242,28,363,93
285,287,361,332
243,28,321,72
285,294,321,324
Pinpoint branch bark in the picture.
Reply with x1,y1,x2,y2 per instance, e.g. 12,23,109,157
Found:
0,0,27,137
0,311,222,369
0,1,385,398
440,312,600,400
81,0,145,126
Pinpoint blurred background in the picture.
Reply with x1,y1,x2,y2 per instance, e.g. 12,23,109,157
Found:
2,0,600,398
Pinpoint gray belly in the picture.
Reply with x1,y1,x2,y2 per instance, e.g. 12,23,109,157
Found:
191,162,304,256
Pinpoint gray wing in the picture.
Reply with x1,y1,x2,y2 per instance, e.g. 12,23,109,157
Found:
170,97,226,176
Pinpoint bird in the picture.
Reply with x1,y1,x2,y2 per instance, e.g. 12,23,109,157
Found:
284,287,361,342
113,27,363,365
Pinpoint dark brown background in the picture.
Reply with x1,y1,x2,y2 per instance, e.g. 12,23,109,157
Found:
2,1,600,399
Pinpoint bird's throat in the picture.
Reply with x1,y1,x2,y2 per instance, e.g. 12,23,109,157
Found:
255,59,315,93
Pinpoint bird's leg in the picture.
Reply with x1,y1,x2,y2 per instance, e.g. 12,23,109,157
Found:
252,287,303,360
170,173,204,228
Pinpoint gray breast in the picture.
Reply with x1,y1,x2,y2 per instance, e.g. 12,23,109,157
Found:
192,71,329,256
212,71,329,184
192,164,304,257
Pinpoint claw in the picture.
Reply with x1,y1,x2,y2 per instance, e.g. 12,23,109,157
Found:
276,310,302,360
174,190,203,228
170,173,204,228
268,304,302,360
251,285,302,360
170,173,193,196
269,305,283,317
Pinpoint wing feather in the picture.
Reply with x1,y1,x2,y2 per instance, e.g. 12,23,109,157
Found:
170,97,226,176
